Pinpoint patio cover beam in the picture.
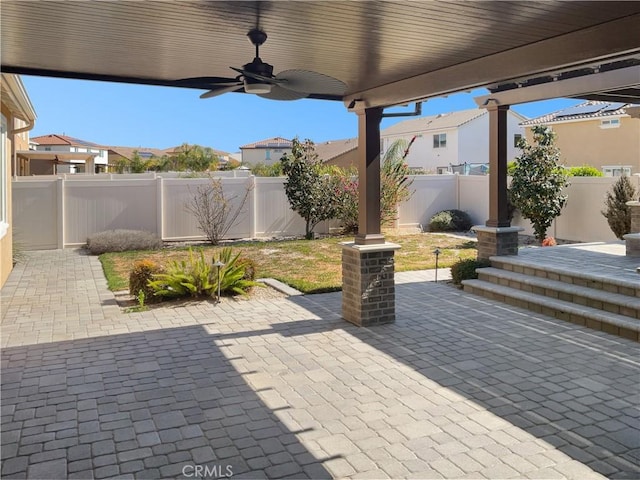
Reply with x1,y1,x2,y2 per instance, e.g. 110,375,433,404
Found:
343,14,640,109
474,65,640,107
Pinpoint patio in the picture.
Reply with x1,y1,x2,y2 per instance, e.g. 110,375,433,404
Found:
1,249,639,479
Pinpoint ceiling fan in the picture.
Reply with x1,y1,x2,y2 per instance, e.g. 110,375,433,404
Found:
177,29,346,101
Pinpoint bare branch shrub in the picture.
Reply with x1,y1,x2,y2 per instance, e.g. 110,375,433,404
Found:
86,229,162,255
186,175,253,245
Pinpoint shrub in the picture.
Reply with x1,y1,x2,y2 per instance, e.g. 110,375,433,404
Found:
281,138,341,240
251,162,284,177
567,165,603,177
148,247,260,299
601,175,637,240
237,257,257,281
428,209,472,232
509,126,569,243
185,174,253,245
450,258,491,285
86,229,162,255
129,259,164,302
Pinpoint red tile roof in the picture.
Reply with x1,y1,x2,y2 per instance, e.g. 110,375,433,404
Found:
240,137,292,149
31,134,106,148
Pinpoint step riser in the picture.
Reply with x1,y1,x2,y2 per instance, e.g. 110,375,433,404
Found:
465,284,639,342
478,272,640,320
490,260,640,298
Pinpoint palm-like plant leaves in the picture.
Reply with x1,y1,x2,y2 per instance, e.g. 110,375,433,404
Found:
148,247,260,300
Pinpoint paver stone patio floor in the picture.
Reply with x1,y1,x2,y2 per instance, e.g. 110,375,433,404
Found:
1,249,639,479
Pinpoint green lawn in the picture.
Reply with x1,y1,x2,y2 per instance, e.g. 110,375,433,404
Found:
99,233,477,294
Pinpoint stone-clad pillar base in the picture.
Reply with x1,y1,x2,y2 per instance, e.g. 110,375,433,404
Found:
624,201,640,257
341,242,400,327
472,226,524,261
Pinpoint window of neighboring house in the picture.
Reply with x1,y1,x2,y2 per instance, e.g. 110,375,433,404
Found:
514,134,522,147
600,118,620,129
602,166,632,177
44,146,51,151
433,133,446,148
265,149,271,161
0,115,8,239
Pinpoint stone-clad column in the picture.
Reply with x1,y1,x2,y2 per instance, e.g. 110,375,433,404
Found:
342,242,400,326
624,201,640,257
341,106,401,326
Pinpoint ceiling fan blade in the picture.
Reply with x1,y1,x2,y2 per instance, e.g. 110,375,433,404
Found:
257,85,308,101
276,70,346,96
230,66,284,85
200,84,243,99
176,76,240,87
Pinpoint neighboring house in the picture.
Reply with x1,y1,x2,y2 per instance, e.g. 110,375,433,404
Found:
1,74,36,287
240,137,292,166
316,138,358,169
381,109,526,173
29,134,109,174
108,146,166,167
520,101,640,176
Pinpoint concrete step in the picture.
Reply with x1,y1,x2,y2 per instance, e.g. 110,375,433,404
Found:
477,267,640,319
463,279,640,342
489,256,640,298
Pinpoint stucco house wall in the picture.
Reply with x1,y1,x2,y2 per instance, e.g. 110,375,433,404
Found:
241,147,291,166
31,135,109,174
458,113,524,165
381,109,526,173
384,128,460,172
524,115,640,174
1,74,36,287
240,137,293,166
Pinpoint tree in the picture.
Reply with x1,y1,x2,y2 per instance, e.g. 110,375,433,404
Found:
380,139,414,226
175,143,219,171
509,126,569,243
281,138,339,239
601,175,637,240
129,151,148,173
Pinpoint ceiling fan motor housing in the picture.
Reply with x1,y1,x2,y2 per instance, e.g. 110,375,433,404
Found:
247,29,268,46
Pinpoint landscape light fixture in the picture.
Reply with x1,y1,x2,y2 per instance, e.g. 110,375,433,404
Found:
433,248,441,283
212,260,225,303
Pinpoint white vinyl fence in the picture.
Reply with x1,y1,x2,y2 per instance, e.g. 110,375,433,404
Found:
12,173,638,250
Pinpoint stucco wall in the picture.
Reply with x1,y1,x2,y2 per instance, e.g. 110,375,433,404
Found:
241,147,292,166
1,106,13,287
524,116,640,173
383,111,525,172
384,129,460,172
324,149,358,169
458,113,524,165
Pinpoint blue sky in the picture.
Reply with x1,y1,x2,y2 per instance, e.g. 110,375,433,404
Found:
22,76,581,154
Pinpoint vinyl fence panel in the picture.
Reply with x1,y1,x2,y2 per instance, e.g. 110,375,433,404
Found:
398,175,457,230
254,177,307,237
12,178,59,250
64,178,158,246
162,177,254,241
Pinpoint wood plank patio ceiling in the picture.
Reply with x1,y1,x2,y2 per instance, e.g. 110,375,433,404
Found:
2,1,640,107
